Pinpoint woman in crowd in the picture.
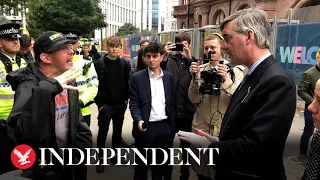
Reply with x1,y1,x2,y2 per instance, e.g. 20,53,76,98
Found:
129,47,147,78
302,79,320,180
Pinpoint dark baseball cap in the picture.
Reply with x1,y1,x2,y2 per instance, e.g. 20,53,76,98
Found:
34,31,70,56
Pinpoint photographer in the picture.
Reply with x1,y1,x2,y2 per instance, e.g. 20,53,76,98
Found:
188,33,244,180
161,32,196,180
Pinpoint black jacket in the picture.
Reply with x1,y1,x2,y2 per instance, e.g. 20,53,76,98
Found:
129,69,175,136
161,54,196,119
94,55,131,108
6,63,92,178
209,56,296,180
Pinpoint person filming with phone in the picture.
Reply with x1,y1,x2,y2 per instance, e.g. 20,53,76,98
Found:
161,32,196,180
187,33,244,180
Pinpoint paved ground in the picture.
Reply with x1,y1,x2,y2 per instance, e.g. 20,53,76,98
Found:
87,104,307,180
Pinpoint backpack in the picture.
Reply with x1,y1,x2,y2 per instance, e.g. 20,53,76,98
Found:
94,56,131,82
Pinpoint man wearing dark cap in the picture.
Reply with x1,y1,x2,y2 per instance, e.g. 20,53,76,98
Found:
6,31,92,179
17,28,35,63
0,23,27,175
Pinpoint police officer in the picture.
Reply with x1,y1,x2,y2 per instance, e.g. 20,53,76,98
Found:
61,29,98,126
0,23,27,174
61,29,98,180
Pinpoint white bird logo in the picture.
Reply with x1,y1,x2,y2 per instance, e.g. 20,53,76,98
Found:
13,148,32,165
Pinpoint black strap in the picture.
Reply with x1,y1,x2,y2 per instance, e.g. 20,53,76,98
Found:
95,56,130,81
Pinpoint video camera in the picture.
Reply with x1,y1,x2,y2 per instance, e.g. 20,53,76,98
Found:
196,50,224,95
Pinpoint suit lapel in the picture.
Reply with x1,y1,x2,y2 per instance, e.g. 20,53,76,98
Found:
163,72,170,104
221,55,276,127
144,70,152,101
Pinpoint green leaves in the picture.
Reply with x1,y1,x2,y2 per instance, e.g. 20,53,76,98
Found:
115,23,139,37
27,0,107,38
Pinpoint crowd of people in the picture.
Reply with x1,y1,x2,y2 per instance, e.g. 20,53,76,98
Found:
0,7,319,180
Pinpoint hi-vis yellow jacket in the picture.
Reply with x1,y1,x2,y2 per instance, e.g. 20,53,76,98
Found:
73,55,98,116
0,55,27,119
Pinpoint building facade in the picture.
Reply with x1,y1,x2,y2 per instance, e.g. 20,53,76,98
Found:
95,0,139,40
159,0,179,32
173,0,320,29
136,0,178,33
0,6,23,23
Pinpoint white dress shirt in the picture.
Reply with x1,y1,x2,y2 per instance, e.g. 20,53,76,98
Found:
148,68,167,122
2,52,15,62
247,52,271,75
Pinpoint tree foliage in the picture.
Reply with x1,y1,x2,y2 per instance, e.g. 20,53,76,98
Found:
0,16,11,25
0,0,24,8
27,0,107,38
116,23,139,37
134,28,158,36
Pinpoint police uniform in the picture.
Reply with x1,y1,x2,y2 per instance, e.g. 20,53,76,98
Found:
61,29,98,126
0,23,27,175
61,29,98,180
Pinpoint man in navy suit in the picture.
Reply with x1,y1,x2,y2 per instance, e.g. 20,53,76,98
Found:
129,42,175,180
181,8,296,180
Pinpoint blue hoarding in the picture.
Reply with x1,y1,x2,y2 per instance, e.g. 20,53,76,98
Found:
275,22,320,84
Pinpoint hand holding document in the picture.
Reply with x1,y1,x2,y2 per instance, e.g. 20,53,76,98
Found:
177,130,216,148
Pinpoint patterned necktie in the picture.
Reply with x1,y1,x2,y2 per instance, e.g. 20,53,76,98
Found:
302,130,320,180
238,73,249,91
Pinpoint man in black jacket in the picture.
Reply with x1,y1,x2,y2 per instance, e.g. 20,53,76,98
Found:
6,31,92,179
94,35,131,173
161,32,196,180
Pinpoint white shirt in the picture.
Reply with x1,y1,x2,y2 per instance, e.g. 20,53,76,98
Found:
148,68,167,122
1,52,15,62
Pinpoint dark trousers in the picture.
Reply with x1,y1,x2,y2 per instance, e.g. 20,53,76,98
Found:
300,106,314,154
73,162,87,180
74,115,90,180
97,103,127,153
0,125,17,175
83,115,91,127
176,117,193,180
134,120,174,180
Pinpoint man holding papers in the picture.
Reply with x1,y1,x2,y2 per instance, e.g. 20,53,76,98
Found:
179,8,296,180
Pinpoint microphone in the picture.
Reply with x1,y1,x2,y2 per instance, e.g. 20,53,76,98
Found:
142,122,148,129
208,50,216,59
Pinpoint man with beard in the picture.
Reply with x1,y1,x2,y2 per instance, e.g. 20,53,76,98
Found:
0,23,27,175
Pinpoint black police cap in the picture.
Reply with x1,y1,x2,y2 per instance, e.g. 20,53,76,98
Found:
0,23,21,39
60,29,81,43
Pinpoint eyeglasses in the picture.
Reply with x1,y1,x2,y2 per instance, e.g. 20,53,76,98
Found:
68,44,73,50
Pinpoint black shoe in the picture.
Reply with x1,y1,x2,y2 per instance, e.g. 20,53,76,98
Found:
96,164,104,173
96,157,104,173
119,138,132,148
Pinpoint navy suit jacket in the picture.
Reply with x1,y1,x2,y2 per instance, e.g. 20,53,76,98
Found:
129,69,175,134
